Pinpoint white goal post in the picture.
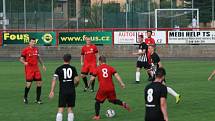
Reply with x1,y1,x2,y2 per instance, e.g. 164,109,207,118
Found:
155,8,199,28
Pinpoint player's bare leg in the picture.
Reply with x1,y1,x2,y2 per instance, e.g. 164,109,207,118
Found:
35,81,42,104
67,107,74,121
24,82,32,104
90,79,95,92
81,74,89,92
56,108,64,121
135,68,141,83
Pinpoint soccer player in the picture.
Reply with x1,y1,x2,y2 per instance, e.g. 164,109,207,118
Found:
88,56,131,120
145,30,155,46
19,38,46,104
192,16,197,28
208,70,215,81
81,37,99,92
133,35,151,83
145,68,168,121
145,30,156,70
49,54,80,121
148,46,181,104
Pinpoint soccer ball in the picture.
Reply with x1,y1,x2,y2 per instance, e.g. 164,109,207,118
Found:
105,109,116,118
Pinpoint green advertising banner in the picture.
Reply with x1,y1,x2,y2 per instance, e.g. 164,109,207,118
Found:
3,32,56,46
59,32,112,44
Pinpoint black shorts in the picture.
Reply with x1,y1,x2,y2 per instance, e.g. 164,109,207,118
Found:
145,116,165,121
58,92,76,108
136,61,151,69
145,111,165,121
145,119,165,121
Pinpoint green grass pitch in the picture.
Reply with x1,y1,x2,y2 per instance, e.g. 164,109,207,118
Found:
0,59,215,121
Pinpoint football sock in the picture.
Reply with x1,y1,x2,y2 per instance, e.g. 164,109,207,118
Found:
109,99,123,106
24,87,30,98
167,87,178,97
136,72,140,82
91,79,95,90
56,113,63,121
83,77,88,88
95,101,100,116
68,113,74,121
36,86,41,101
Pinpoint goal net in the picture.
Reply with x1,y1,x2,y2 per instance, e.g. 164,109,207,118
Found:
155,8,199,28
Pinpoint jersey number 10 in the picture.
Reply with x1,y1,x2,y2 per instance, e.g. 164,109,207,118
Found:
63,68,73,79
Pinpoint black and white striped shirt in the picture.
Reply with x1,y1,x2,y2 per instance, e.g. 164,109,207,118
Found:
137,42,148,62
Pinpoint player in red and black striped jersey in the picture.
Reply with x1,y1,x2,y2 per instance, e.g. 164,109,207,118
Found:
81,37,99,92
19,38,46,104
145,30,156,68
88,56,131,120
148,46,181,104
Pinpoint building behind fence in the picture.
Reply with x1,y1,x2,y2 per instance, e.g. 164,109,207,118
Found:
0,0,214,30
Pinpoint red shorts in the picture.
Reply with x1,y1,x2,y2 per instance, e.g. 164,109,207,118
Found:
25,66,42,82
81,63,97,75
96,89,116,103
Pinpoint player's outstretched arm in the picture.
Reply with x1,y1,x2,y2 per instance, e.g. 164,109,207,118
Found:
114,73,125,89
208,70,215,81
96,53,99,65
80,55,84,66
160,97,168,121
49,76,57,99
38,56,46,71
74,76,80,87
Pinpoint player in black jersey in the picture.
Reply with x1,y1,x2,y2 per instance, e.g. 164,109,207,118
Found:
133,35,151,83
148,46,181,104
49,54,80,121
145,68,168,121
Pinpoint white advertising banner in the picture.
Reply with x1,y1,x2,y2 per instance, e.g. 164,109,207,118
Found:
114,31,166,44
168,31,215,44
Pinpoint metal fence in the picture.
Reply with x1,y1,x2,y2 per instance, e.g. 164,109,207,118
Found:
0,0,214,30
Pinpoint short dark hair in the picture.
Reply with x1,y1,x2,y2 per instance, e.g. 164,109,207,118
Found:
138,35,143,38
30,38,36,41
63,54,71,62
156,68,166,78
99,55,106,63
147,30,152,34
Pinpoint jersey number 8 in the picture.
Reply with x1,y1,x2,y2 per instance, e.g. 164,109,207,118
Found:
102,68,108,78
147,88,153,103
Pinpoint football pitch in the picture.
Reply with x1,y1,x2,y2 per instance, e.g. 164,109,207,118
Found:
0,59,215,121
